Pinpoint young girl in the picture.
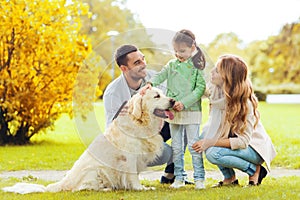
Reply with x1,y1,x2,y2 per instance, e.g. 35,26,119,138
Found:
141,29,206,189
192,54,276,187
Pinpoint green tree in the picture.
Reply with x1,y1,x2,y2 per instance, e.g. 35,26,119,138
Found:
257,22,300,84
81,0,142,62
249,20,300,93
246,40,272,87
80,0,159,96
0,0,91,144
206,32,247,64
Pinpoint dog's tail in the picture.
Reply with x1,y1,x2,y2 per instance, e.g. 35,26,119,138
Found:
2,182,46,194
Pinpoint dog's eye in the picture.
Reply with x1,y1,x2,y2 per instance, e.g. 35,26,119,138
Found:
154,94,160,98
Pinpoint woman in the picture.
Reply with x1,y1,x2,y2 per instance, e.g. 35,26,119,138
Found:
192,54,276,187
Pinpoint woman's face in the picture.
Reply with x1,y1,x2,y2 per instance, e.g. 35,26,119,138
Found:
211,63,223,86
173,42,195,62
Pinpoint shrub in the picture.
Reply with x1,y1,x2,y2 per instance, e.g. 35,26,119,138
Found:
255,90,267,101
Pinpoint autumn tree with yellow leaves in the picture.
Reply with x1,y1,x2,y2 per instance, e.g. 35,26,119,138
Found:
0,0,92,144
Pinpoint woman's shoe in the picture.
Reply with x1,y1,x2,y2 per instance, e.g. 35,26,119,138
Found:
245,181,258,187
211,179,239,188
246,165,268,187
258,165,268,185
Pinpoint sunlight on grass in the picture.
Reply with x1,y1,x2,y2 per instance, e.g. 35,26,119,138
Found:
0,103,106,171
258,103,300,168
0,176,299,200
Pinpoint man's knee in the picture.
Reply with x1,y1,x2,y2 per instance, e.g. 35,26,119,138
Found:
159,143,173,164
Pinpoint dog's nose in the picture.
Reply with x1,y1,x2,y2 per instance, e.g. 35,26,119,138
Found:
170,99,175,107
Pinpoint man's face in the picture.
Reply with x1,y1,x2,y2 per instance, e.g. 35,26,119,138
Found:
122,50,147,81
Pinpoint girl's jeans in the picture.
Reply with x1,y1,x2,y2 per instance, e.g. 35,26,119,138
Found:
170,124,205,181
205,146,264,179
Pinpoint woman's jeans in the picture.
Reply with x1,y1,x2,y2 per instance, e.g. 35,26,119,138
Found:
205,146,264,179
170,124,205,181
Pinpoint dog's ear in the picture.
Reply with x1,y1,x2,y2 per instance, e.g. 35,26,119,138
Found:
128,93,143,119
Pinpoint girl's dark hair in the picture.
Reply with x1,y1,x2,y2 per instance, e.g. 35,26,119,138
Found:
114,44,138,67
192,46,206,70
173,29,195,47
173,29,206,70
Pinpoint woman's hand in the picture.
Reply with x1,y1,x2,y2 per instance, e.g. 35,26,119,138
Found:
192,139,214,153
192,140,204,152
139,83,152,96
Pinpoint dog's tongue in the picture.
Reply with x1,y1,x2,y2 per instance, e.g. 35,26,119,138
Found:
165,110,174,120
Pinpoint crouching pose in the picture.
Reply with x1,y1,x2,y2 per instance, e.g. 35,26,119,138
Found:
192,54,276,187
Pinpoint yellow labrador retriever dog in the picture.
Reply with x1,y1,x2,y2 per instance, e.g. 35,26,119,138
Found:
2,87,174,194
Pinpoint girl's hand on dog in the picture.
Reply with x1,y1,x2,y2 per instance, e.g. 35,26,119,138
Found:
139,83,152,96
173,101,184,112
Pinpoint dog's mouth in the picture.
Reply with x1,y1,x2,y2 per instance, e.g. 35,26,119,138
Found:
153,109,174,120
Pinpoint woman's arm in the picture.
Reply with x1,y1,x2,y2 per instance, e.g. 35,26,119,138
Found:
193,109,256,152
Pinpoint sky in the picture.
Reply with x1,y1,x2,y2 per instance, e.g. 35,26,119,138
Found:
125,0,300,45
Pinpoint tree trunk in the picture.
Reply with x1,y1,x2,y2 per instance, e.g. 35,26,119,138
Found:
0,107,11,145
0,107,30,145
14,123,30,145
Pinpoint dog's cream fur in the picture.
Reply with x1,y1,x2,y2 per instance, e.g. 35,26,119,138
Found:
2,87,174,193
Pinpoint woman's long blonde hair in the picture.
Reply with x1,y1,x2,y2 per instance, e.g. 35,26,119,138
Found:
218,55,259,135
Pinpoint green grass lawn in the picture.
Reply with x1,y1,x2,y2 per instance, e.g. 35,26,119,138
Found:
1,100,299,171
0,176,300,200
0,101,300,199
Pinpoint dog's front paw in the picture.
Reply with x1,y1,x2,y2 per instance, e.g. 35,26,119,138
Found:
46,182,62,193
142,186,155,190
102,188,113,192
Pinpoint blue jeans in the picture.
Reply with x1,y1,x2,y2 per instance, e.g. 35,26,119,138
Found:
159,121,187,174
170,124,205,181
205,146,264,179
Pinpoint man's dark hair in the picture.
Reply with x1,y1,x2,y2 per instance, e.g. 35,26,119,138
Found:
114,44,138,67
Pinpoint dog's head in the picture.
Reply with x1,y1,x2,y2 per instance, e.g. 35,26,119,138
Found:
128,87,174,126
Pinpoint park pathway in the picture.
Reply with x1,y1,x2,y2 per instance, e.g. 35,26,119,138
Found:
0,168,299,182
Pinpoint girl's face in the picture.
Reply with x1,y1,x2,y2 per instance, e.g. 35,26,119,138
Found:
173,42,195,62
211,62,223,86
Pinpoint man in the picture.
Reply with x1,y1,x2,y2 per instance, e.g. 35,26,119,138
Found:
103,44,190,184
